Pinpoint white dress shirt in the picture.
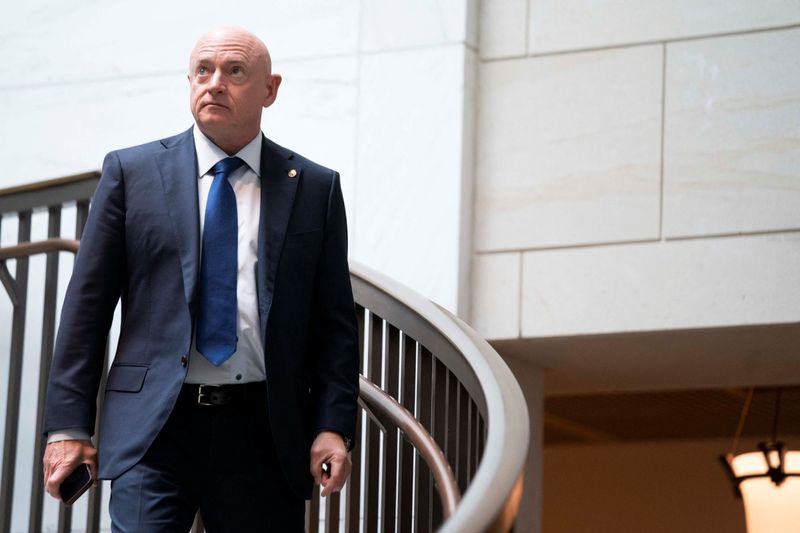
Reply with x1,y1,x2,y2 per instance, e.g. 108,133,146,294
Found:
48,126,266,442
185,126,266,385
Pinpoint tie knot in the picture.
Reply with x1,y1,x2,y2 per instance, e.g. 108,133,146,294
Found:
212,157,245,178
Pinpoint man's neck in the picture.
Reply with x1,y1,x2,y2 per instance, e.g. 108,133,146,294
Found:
197,126,260,156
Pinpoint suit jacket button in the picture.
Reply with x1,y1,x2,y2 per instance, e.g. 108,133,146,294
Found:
180,356,188,367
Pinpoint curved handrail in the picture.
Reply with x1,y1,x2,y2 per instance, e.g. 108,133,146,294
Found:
358,375,460,517
1,238,530,532
350,261,530,533
0,238,80,260
0,171,100,215
0,171,100,197
0,238,467,527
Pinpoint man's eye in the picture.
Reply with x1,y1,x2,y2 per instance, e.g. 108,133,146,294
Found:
197,67,208,75
231,66,243,75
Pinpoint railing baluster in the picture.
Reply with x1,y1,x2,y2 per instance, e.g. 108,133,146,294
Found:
478,415,486,466
415,347,433,533
306,484,321,533
325,490,340,532
364,314,383,533
76,199,90,239
457,385,469,492
1,210,31,533
345,306,366,533
57,504,72,533
383,325,400,533
344,407,362,533
397,334,416,533
465,399,474,486
431,358,447,529
29,206,62,533
85,339,109,533
476,403,483,478
447,371,459,481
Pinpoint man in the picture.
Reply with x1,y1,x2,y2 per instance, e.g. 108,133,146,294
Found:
41,27,359,531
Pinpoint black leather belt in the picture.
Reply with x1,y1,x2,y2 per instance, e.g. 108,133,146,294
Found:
180,382,266,407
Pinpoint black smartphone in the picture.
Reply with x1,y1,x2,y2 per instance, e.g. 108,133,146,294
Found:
60,464,92,506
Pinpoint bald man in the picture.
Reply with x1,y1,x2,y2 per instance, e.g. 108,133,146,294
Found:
42,27,359,532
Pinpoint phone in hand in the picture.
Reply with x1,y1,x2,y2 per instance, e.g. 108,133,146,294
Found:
60,464,92,506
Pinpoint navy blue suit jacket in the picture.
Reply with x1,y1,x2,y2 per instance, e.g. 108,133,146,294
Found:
43,127,360,499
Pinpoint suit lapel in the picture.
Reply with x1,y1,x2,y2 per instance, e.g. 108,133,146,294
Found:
155,128,200,311
257,136,300,338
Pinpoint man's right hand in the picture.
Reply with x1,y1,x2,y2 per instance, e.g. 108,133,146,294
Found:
43,440,97,500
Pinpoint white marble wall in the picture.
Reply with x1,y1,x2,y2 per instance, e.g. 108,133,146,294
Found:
480,0,800,59
0,0,478,314
663,28,800,237
472,8,800,533
522,232,800,337
473,2,800,340
354,44,474,311
476,45,662,251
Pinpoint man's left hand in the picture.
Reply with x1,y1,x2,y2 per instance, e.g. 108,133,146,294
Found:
310,431,351,497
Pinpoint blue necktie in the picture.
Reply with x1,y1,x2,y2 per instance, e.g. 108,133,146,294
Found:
197,156,245,366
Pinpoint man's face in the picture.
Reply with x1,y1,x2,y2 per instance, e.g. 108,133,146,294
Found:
188,30,279,143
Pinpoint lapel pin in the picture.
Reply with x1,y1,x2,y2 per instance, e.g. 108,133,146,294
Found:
288,169,297,178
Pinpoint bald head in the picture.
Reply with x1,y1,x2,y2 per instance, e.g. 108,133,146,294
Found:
190,27,272,77
188,26,282,155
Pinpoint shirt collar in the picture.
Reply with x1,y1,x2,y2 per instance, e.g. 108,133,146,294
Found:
193,125,262,178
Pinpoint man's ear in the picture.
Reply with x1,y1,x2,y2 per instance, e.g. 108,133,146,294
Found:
263,74,282,108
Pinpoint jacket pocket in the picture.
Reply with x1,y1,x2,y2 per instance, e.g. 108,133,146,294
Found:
105,364,148,393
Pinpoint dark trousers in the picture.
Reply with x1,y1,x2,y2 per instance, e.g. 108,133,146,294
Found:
109,382,304,532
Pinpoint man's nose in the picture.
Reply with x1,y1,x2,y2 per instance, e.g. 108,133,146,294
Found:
208,71,225,93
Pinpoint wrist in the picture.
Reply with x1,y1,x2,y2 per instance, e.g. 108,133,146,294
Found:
317,429,352,450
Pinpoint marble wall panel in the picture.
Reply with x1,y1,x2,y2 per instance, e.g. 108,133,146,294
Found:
354,45,468,311
1,75,190,187
528,0,800,55
360,0,474,52
265,56,359,226
521,232,800,337
470,252,521,339
0,0,359,88
0,56,358,196
475,45,662,252
479,0,528,59
663,28,800,238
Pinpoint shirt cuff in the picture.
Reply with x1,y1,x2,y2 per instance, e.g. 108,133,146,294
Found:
47,429,91,443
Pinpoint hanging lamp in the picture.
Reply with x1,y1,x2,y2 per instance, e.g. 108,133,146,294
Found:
720,388,800,533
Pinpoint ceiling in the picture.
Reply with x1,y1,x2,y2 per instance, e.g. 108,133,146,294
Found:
493,322,800,395
544,386,800,445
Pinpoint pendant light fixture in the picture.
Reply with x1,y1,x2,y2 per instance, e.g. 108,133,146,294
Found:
720,388,800,533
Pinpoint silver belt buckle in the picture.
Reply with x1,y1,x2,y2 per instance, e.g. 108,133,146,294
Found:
197,384,214,406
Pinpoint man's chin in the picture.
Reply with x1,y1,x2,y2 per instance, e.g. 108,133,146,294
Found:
196,114,230,131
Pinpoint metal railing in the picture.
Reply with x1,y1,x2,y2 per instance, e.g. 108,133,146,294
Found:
0,175,99,533
0,173,529,532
